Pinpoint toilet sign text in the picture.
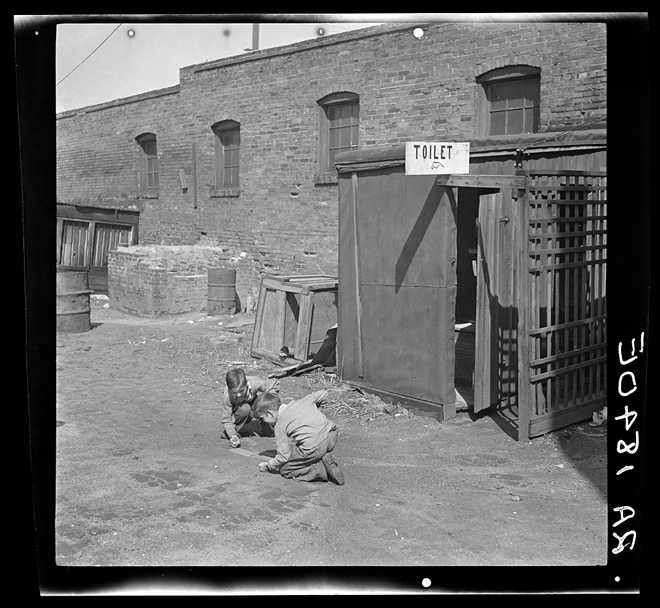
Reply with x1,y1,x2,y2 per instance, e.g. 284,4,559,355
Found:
405,142,470,175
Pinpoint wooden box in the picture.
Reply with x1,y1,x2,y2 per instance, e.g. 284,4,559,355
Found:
250,275,338,366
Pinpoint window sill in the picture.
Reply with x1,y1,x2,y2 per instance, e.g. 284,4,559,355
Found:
137,192,159,200
210,188,241,198
314,172,338,185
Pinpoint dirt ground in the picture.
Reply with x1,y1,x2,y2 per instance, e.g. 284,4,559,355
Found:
50,295,610,592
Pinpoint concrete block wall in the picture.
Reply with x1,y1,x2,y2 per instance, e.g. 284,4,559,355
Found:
58,21,606,297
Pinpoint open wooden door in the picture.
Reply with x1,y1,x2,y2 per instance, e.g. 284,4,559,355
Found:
474,193,501,412
473,190,519,414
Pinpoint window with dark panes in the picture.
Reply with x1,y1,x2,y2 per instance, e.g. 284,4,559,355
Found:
318,93,359,174
477,67,540,136
487,78,540,135
137,133,159,196
213,121,240,189
327,101,359,168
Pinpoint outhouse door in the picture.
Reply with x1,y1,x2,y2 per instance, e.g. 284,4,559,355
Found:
473,191,520,414
436,174,527,417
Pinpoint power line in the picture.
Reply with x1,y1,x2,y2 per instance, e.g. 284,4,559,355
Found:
56,23,123,87
294,22,373,35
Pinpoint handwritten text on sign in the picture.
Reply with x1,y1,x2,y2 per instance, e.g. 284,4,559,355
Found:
405,142,470,175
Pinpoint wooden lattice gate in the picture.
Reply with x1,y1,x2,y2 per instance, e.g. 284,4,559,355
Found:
518,170,607,438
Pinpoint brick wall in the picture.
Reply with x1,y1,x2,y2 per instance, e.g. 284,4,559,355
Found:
107,244,261,317
58,21,607,295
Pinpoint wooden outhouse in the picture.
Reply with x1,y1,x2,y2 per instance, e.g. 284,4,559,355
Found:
335,130,607,440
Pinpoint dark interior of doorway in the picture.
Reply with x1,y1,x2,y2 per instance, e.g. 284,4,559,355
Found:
454,188,480,411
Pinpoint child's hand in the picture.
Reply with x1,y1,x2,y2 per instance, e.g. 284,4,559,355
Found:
258,462,270,472
316,390,329,405
229,435,241,448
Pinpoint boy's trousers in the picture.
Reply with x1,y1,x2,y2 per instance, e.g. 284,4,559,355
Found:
280,426,338,482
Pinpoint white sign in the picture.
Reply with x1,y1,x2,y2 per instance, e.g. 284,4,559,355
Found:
405,142,470,175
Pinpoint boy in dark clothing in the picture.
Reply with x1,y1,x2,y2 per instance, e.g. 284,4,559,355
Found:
252,390,344,485
221,368,279,448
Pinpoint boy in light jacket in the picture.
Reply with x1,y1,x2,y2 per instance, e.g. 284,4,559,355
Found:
221,367,280,448
252,390,344,485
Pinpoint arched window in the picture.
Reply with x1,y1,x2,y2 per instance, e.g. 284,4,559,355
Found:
318,92,359,173
136,133,159,197
477,66,540,136
212,120,240,189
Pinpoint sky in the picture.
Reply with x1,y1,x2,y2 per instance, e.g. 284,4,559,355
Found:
47,17,393,114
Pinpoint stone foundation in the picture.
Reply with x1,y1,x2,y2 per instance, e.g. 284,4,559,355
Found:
107,244,261,317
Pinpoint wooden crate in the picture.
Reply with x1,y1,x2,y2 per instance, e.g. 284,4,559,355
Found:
250,275,338,366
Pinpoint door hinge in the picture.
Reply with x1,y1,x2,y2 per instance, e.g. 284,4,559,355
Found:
499,215,510,224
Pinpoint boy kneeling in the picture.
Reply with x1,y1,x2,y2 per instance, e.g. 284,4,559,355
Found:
252,390,344,485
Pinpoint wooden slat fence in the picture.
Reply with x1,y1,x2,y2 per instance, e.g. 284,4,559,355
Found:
58,220,90,268
524,170,607,437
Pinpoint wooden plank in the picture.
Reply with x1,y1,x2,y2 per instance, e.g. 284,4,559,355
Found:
516,187,531,441
530,355,607,381
282,275,336,283
57,204,140,225
529,215,607,225
250,280,268,355
295,294,313,363
84,221,95,269
528,396,607,437
529,228,607,240
530,342,607,366
473,208,491,411
274,290,286,353
529,244,606,255
528,314,607,335
437,174,526,189
61,222,71,265
56,218,63,263
345,381,446,422
262,278,305,294
302,282,339,291
521,169,607,177
529,259,608,273
351,172,364,378
528,185,607,193
283,292,300,357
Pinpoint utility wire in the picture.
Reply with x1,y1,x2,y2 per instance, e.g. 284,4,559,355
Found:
296,22,374,35
56,23,123,87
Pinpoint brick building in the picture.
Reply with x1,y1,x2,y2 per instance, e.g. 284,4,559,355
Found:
56,21,607,305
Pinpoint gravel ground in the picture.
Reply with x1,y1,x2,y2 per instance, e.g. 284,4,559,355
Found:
42,296,611,593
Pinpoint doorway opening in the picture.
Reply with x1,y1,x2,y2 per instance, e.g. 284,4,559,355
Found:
454,188,481,410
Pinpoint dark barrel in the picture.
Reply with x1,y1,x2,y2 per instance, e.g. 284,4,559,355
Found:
208,268,237,315
56,270,92,333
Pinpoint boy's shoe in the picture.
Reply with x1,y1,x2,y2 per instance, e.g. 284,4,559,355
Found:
322,455,345,485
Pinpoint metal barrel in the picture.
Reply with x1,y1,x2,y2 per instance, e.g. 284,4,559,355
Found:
207,268,237,315
56,270,92,333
